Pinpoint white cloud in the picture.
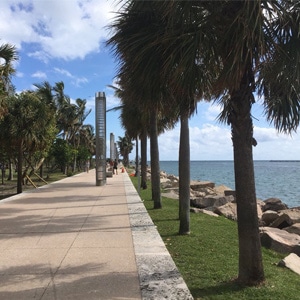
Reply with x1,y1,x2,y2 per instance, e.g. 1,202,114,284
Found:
156,123,232,160
31,71,47,79
28,51,52,64
53,67,88,87
158,127,180,160
252,127,300,160
16,71,24,78
74,77,88,87
2,0,300,162
54,68,73,78
106,94,122,110
189,124,232,160
0,0,119,61
204,103,222,121
254,126,300,147
155,122,300,161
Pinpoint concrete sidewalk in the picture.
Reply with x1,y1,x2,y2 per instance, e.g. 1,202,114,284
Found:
0,170,193,300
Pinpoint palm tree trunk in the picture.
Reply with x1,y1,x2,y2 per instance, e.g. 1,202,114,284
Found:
73,153,77,173
135,135,139,176
17,140,23,194
1,162,4,185
7,160,13,180
179,114,190,235
230,83,265,284
140,130,147,189
124,151,129,167
150,112,161,209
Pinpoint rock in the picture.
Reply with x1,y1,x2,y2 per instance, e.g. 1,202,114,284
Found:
208,195,234,207
261,210,279,226
167,174,179,181
160,177,170,184
278,253,300,276
279,208,300,223
263,198,288,212
214,202,237,220
224,190,236,198
214,185,232,195
257,199,266,210
270,213,293,229
201,209,219,217
190,207,219,217
190,181,215,191
190,195,234,209
270,209,300,229
161,190,179,200
160,171,168,178
161,180,178,189
260,227,300,255
203,187,217,195
190,207,201,213
213,202,262,222
284,223,300,236
257,204,263,221
190,198,208,209
190,190,206,198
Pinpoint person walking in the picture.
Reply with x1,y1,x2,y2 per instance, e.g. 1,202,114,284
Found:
85,160,90,173
113,159,118,175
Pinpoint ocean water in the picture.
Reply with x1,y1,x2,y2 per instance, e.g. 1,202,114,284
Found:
159,160,300,208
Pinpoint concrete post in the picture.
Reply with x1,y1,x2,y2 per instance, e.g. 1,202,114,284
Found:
95,92,106,186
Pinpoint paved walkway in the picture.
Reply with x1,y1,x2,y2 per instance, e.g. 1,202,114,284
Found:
0,169,193,300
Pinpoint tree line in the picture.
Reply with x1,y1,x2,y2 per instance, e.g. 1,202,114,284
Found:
107,1,300,286
0,43,95,194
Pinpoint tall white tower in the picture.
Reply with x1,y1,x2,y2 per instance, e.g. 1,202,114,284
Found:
110,133,115,160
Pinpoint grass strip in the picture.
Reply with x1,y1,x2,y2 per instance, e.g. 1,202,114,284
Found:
130,176,299,300
0,171,76,200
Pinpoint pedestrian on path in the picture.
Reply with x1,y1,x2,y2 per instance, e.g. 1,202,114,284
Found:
85,160,90,173
113,159,118,175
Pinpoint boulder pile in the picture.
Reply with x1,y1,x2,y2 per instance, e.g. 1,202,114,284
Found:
158,169,300,275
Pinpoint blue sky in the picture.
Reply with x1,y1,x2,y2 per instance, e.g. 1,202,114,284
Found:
1,0,300,161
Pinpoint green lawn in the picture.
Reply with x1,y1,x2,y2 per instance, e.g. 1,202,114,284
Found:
130,177,299,300
0,170,75,200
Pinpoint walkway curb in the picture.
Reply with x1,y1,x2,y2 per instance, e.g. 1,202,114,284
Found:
123,174,194,299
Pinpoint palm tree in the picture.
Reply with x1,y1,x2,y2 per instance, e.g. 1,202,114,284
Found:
0,42,17,90
78,124,96,156
34,81,56,109
109,0,210,225
117,134,134,167
211,2,300,285
0,42,18,120
33,81,58,176
107,84,146,186
110,0,300,285
53,81,75,141
0,42,18,178
119,100,144,181
162,0,300,285
0,90,56,193
107,1,180,209
118,77,178,208
68,98,91,172
159,3,214,234
108,84,169,191
36,81,92,172
159,0,265,284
